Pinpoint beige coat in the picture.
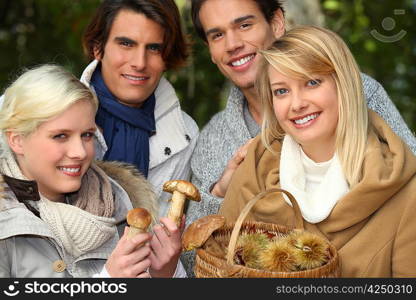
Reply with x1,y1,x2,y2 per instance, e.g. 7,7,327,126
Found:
219,112,416,277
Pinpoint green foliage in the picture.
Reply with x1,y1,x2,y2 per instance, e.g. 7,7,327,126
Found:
166,1,227,128
0,0,100,88
321,0,416,134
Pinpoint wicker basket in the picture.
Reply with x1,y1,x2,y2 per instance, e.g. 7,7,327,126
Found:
194,188,341,278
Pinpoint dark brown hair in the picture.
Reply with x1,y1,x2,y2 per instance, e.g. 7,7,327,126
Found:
83,0,188,70
191,0,284,42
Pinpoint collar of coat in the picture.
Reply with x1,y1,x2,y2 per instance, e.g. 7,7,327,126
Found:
224,85,252,141
2,175,39,201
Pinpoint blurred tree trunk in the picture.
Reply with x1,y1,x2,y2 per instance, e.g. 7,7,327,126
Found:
283,0,326,29
183,0,195,109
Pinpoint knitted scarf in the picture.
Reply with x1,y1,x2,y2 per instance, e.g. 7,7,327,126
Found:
91,65,156,178
0,146,117,258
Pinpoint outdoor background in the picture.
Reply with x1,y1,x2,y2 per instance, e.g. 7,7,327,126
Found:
0,0,415,134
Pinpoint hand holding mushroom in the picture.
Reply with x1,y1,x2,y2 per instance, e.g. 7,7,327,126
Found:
163,180,201,227
105,207,152,277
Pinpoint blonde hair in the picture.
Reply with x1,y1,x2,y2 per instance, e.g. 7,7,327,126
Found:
0,64,98,137
256,26,369,187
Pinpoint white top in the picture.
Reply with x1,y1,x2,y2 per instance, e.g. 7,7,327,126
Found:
280,135,349,223
301,148,332,195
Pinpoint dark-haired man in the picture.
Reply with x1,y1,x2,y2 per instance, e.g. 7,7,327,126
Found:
81,0,198,277
183,0,416,276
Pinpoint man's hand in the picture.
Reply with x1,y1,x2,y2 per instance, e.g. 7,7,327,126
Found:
105,227,152,278
211,138,254,198
148,216,185,277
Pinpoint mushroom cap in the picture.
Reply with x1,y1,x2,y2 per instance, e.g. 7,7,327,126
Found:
182,214,225,251
163,180,201,202
126,208,152,230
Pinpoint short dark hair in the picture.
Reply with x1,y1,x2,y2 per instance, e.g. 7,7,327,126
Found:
83,0,188,70
191,0,284,42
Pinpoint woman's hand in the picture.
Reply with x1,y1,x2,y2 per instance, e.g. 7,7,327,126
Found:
148,216,185,277
211,138,254,198
105,227,152,278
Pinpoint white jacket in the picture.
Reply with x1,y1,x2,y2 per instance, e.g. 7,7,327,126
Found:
80,60,199,219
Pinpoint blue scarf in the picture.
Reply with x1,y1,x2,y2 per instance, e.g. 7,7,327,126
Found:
91,66,156,178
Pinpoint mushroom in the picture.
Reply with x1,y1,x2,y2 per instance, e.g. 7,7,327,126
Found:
163,180,201,227
182,214,225,251
126,207,152,239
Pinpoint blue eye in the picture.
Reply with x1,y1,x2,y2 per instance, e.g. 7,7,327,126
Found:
307,79,321,86
81,132,95,140
273,88,288,96
53,134,67,140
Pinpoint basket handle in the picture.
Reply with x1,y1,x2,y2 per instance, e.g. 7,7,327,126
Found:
226,188,304,265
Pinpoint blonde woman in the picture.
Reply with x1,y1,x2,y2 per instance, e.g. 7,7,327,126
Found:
218,26,416,277
0,64,162,277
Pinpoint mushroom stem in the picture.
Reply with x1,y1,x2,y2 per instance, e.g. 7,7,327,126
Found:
167,190,186,226
127,226,147,239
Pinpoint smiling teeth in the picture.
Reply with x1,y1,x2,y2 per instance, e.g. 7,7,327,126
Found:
231,55,254,67
294,113,319,125
124,75,146,81
59,167,80,173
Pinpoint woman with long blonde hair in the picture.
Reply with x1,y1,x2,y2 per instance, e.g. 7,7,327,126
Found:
219,26,416,277
0,64,159,277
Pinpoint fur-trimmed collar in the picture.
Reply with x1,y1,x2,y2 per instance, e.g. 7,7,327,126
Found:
95,160,159,224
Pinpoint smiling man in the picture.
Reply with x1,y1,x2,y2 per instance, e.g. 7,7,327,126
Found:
183,0,416,276
81,0,199,278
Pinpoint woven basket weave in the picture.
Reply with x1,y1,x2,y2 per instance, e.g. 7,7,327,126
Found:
194,188,341,278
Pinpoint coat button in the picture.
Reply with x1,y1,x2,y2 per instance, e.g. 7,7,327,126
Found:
28,186,34,193
52,260,66,273
164,147,171,156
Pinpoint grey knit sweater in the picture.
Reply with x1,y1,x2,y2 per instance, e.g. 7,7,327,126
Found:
181,73,416,276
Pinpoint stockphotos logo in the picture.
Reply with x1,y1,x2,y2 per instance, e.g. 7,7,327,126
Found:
370,9,407,43
3,281,20,297
3,281,127,297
